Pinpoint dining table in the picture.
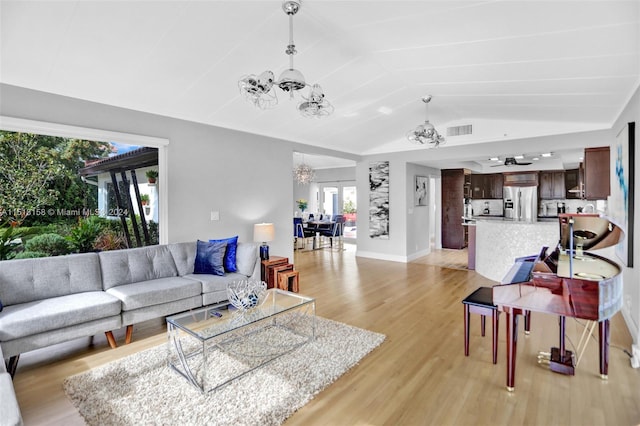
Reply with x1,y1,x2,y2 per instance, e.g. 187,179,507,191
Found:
303,220,335,249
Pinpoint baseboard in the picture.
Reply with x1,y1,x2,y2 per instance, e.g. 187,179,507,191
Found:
356,250,408,263
406,249,431,262
621,308,640,368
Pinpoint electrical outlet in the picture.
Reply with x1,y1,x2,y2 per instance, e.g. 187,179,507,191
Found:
210,211,220,221
631,344,640,369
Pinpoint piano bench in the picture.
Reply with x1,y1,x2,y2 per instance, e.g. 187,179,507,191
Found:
463,287,499,364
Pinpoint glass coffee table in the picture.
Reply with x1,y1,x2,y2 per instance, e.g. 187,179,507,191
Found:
166,288,315,393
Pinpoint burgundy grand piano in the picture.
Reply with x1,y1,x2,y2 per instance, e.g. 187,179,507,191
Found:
493,213,624,391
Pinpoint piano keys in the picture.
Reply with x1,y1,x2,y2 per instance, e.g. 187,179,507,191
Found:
493,213,625,391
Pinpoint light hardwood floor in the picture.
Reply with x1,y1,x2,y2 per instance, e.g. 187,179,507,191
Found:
11,244,640,425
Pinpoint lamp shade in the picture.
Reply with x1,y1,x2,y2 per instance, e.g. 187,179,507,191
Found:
253,223,275,243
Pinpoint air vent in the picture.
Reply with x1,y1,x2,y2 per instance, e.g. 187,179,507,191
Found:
446,124,472,137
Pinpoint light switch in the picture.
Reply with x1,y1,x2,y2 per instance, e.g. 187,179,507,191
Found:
210,211,220,221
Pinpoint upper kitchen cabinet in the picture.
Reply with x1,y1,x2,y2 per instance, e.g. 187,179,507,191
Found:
503,171,538,187
584,147,610,200
539,171,565,199
565,167,584,199
470,173,503,199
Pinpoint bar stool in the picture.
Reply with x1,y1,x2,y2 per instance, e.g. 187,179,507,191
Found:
463,287,499,364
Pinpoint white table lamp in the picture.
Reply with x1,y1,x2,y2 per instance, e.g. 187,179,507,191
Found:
254,223,275,260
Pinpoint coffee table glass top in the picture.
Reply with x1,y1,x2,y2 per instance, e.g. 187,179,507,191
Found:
167,288,315,340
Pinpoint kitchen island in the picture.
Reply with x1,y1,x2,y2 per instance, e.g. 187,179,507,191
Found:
475,218,559,282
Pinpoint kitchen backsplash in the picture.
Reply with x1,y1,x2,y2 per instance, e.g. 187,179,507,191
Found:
470,198,607,217
538,199,607,216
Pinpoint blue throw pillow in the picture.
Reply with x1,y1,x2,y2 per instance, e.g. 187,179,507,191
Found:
194,240,227,276
0,298,3,312
209,235,238,273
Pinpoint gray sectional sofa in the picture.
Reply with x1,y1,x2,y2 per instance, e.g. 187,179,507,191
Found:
0,240,260,369
0,240,259,424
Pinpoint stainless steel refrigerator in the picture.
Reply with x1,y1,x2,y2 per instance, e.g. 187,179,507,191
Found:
503,186,537,221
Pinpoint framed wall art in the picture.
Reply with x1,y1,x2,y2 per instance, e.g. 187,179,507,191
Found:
369,161,389,239
611,121,635,267
415,175,428,206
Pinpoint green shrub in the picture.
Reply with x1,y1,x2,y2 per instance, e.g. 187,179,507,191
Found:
14,251,48,259
25,233,71,256
67,216,105,253
93,230,127,251
0,222,37,261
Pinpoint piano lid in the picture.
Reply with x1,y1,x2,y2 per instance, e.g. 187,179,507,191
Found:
558,214,624,252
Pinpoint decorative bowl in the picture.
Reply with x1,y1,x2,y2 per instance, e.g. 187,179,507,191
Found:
227,280,267,310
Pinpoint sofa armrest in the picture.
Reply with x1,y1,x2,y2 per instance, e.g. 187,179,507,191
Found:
0,373,23,426
250,256,261,282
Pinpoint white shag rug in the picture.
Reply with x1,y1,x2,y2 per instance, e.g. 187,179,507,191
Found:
63,316,385,426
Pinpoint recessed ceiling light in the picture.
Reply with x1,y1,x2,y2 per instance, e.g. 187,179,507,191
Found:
377,106,393,115
514,155,524,159
489,157,500,161
541,152,552,157
533,157,540,161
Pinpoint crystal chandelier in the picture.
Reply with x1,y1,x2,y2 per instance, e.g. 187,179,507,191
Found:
238,0,333,118
406,95,445,147
293,162,315,184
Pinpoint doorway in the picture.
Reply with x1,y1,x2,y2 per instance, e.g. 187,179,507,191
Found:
319,182,357,241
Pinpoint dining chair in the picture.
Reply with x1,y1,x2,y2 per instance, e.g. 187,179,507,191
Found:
320,215,345,249
294,217,314,249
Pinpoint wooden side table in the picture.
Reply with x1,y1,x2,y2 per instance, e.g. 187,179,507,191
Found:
261,256,289,289
277,270,299,293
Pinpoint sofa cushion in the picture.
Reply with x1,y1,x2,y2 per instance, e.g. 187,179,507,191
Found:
0,291,121,341
185,272,249,295
235,242,259,277
194,240,226,276
105,276,201,311
209,236,238,272
167,242,196,276
99,245,179,290
0,253,103,306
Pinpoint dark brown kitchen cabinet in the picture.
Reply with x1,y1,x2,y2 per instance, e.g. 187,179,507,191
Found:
565,167,583,199
489,173,503,199
470,173,503,199
503,172,538,186
539,171,565,199
584,147,610,200
441,169,469,249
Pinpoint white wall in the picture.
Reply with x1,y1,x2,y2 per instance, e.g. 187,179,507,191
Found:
0,84,295,259
356,158,406,261
406,163,441,259
611,84,640,346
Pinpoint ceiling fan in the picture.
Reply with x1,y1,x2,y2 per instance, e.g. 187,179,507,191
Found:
492,157,533,167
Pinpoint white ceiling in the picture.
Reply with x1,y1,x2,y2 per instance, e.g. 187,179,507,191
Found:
1,1,638,171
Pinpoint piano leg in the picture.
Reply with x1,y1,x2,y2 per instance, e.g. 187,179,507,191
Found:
549,315,575,375
599,319,610,379
524,310,531,335
492,311,499,365
505,309,519,391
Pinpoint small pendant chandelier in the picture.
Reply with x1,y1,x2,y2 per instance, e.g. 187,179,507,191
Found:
406,95,445,147
293,155,315,184
238,1,333,118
